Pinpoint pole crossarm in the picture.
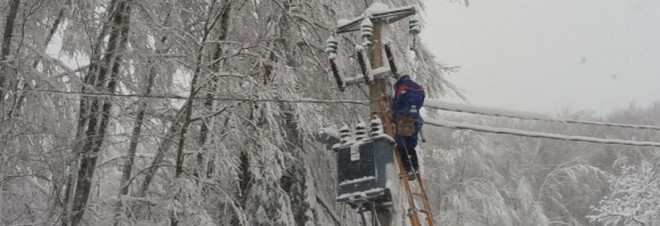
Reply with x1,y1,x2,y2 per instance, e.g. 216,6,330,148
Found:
336,6,417,33
372,6,417,23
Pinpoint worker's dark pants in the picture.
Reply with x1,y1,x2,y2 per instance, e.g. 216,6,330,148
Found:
394,123,420,172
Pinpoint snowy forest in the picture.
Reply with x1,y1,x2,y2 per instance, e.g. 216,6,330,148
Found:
1,0,659,226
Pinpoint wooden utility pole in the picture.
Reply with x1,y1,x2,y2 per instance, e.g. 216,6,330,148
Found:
368,21,395,226
369,22,385,118
332,3,423,226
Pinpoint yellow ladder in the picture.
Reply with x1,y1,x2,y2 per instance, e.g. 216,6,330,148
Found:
380,98,435,226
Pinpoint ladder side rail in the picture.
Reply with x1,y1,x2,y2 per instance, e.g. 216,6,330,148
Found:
379,98,423,226
415,176,435,225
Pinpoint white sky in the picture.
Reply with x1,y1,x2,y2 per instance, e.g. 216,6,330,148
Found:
421,0,660,115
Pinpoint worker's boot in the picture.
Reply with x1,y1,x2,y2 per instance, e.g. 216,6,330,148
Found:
407,170,416,181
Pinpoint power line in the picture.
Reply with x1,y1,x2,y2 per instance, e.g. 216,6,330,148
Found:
4,88,370,105
7,88,660,133
425,99,660,131
7,88,660,148
425,119,660,148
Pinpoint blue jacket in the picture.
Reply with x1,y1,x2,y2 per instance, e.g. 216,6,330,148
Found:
392,77,425,123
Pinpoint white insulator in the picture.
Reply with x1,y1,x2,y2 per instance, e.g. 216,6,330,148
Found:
325,36,338,55
369,129,382,137
325,47,336,55
370,117,383,137
409,14,422,35
354,121,368,141
360,18,374,39
339,124,352,144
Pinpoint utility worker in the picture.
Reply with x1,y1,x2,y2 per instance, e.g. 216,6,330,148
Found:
391,74,425,180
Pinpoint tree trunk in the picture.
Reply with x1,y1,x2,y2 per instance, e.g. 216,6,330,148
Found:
113,29,170,225
197,1,231,182
0,0,19,219
230,149,252,225
9,2,68,118
0,147,5,225
113,63,151,226
133,0,233,199
134,108,187,198
170,3,231,226
0,0,20,104
66,1,132,225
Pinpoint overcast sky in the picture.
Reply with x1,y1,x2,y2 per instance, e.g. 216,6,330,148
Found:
421,0,660,115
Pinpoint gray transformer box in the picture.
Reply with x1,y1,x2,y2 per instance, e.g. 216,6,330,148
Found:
333,136,396,205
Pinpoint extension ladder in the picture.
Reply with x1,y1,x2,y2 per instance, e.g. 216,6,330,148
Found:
380,97,435,226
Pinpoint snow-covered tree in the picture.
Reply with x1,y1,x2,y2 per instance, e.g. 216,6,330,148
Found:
2,0,658,225
588,160,660,226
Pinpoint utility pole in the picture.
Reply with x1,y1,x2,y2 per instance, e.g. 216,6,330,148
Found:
367,21,395,226
368,22,385,118
327,3,425,226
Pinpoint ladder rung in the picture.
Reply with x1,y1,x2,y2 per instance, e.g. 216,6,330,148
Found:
407,208,429,215
406,209,414,217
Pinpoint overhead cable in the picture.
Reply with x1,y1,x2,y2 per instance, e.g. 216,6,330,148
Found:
3,88,370,105
425,119,660,148
7,88,660,133
425,99,660,131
